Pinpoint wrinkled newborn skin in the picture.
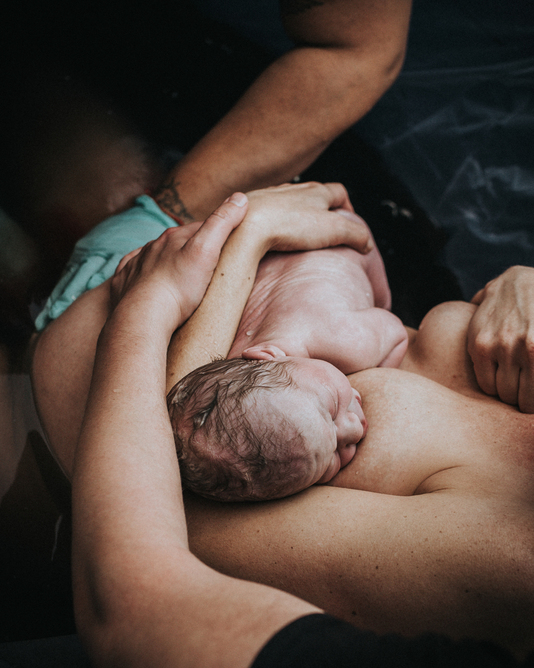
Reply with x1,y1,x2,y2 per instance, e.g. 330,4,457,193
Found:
229,225,408,373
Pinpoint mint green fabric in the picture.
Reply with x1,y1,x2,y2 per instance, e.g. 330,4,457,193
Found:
34,195,179,331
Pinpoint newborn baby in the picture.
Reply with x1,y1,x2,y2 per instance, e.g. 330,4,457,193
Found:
168,213,407,502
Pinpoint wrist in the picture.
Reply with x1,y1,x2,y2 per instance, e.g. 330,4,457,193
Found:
109,291,180,343
226,212,272,261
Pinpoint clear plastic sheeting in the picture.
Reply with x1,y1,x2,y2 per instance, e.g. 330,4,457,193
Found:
358,55,534,297
192,0,534,298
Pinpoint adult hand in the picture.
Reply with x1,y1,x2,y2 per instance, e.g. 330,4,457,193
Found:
244,181,373,254
467,266,534,413
110,193,248,330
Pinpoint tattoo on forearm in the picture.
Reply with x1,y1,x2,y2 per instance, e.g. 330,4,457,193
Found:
154,179,194,222
280,0,324,18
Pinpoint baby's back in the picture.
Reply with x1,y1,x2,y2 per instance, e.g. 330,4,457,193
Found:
229,246,406,371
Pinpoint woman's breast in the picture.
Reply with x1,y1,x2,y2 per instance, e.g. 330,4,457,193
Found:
400,300,481,397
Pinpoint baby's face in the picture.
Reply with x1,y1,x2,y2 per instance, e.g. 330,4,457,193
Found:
270,358,367,489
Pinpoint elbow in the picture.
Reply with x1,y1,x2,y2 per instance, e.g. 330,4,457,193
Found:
377,41,407,93
76,603,143,668
317,42,406,138
75,618,117,668
73,566,141,668
284,17,409,101
383,42,407,84
349,37,407,101
74,594,121,668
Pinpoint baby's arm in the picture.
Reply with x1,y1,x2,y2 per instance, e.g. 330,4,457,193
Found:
308,307,408,374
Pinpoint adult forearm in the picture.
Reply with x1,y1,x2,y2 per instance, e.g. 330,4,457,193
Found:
72,305,188,659
73,304,187,550
156,43,403,221
165,222,265,391
72,278,319,668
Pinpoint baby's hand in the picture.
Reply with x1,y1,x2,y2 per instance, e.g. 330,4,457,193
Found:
110,193,248,331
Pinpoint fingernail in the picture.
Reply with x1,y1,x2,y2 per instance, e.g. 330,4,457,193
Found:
229,192,247,207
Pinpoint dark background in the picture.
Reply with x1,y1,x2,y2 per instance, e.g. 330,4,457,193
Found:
0,0,532,643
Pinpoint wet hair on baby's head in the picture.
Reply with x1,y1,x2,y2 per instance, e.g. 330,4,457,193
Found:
167,357,308,502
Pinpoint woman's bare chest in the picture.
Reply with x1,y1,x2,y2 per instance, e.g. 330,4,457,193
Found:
331,368,534,498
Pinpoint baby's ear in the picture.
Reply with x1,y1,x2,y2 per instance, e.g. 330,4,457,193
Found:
242,344,287,361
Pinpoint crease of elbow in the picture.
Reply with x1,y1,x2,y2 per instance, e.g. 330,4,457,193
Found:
349,41,407,93
308,41,408,100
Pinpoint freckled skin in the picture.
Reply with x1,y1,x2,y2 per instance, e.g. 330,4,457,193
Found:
186,301,534,654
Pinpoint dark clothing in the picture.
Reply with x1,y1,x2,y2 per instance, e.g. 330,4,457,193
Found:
253,614,531,668
0,635,90,668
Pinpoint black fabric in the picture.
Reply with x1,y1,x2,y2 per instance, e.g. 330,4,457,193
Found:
0,635,90,668
252,614,532,668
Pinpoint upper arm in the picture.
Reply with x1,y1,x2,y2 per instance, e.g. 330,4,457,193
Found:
281,0,412,70
31,281,112,477
185,485,532,646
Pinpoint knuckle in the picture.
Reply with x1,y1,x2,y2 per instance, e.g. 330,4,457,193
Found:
185,235,208,257
473,332,494,357
185,235,217,264
210,207,234,224
159,227,177,243
524,333,534,361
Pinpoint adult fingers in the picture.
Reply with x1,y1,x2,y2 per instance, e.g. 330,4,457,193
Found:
495,361,520,407
496,356,534,413
470,288,485,305
114,223,203,276
323,182,355,213
518,366,534,413
183,193,248,260
469,321,534,410
471,353,498,398
326,209,373,254
515,330,534,412
115,247,143,275
467,314,498,397
333,209,374,252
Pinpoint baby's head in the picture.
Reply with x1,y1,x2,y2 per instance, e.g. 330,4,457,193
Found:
167,356,367,502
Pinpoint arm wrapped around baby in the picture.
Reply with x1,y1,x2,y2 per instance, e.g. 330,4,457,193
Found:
168,228,407,503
